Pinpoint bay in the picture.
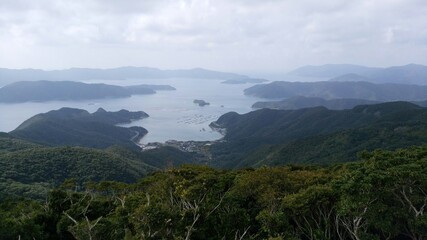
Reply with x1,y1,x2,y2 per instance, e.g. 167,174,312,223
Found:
0,78,265,144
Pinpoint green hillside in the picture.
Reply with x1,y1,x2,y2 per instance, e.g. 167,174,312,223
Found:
0,135,195,199
210,102,427,168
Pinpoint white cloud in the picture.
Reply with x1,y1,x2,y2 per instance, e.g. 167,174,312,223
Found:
0,0,427,72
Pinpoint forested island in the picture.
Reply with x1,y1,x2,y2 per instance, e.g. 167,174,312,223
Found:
0,81,176,103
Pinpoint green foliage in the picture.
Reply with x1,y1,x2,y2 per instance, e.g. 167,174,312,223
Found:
2,146,426,239
0,146,155,199
0,135,196,200
0,134,42,153
0,198,48,239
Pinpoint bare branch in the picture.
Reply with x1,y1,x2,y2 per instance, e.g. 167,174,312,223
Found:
63,212,78,225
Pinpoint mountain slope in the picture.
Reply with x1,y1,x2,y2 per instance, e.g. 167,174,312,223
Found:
237,122,427,167
210,102,427,168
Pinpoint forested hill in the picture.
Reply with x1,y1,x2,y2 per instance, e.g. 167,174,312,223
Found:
214,101,424,142
10,107,149,149
210,102,427,167
0,133,195,199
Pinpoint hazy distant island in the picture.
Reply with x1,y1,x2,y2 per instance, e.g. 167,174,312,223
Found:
10,107,149,149
193,99,210,106
126,84,176,91
221,77,268,84
244,80,427,101
0,66,247,85
0,80,176,103
252,96,380,110
288,63,427,85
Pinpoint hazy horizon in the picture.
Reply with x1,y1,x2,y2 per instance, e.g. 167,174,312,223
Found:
1,0,427,73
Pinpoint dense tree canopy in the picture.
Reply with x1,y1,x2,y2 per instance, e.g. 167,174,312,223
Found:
2,146,426,239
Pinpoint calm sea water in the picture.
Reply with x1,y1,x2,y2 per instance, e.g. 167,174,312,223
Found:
0,78,265,143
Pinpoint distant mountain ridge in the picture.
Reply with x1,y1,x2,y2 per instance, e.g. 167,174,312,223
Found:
244,80,427,101
288,63,427,85
221,77,268,84
252,96,427,110
0,80,175,103
0,66,247,85
288,64,380,78
252,96,379,110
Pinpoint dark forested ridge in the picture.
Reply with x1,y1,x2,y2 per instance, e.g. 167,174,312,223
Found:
10,107,149,149
215,101,425,142
210,101,427,168
1,146,427,239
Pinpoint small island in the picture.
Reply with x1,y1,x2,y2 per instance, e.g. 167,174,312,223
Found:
193,99,210,107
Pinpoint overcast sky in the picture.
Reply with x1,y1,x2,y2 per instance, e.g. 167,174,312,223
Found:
1,0,427,74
